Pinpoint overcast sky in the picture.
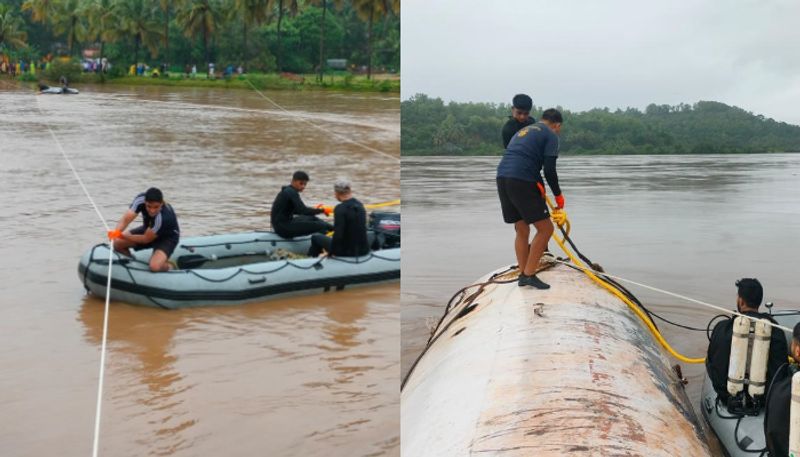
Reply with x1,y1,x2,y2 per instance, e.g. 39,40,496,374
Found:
401,0,800,125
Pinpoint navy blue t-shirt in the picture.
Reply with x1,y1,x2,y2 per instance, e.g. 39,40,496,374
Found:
130,193,180,241
496,122,560,183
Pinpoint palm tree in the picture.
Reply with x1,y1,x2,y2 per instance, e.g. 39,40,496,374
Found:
51,0,89,55
308,0,342,82
83,0,119,62
176,0,222,68
232,0,269,66
0,5,28,50
271,0,298,72
352,0,397,79
158,0,173,68
116,0,162,65
21,0,53,24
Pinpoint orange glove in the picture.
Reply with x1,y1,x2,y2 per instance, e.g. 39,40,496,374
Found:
555,194,565,209
315,204,333,217
536,182,545,198
107,229,122,240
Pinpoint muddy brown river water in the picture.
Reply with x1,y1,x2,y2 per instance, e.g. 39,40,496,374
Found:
0,82,399,457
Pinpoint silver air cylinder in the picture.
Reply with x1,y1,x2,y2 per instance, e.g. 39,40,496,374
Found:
790,372,800,456
748,320,772,396
727,316,750,397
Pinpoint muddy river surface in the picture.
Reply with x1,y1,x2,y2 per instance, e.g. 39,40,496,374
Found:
401,154,800,440
0,82,399,457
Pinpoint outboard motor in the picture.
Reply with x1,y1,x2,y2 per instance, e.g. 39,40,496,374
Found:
370,212,400,250
726,316,772,414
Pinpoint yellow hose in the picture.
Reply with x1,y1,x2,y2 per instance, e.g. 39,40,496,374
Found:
546,199,705,364
365,199,401,209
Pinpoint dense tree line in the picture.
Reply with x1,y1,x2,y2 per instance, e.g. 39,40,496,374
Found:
402,94,800,155
0,0,399,77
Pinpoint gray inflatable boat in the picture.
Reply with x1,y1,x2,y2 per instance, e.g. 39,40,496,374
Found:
700,310,800,457
77,231,400,309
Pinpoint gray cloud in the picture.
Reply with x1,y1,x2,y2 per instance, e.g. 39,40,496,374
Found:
402,0,800,124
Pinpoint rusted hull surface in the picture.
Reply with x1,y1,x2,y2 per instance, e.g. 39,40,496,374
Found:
401,264,712,456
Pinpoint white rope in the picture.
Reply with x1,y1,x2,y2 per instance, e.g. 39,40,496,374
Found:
91,243,115,457
553,259,794,334
243,78,400,162
35,95,114,456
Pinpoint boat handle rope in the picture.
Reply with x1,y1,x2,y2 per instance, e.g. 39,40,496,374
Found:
34,93,114,457
86,244,399,285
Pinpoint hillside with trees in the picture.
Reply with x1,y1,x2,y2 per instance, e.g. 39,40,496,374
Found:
0,0,398,79
402,94,800,155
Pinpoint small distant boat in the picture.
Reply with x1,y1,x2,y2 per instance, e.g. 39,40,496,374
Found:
40,85,79,94
77,230,400,309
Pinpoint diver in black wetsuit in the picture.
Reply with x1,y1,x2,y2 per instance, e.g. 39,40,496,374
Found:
270,171,333,238
764,321,800,457
501,94,536,148
308,179,370,257
706,278,788,407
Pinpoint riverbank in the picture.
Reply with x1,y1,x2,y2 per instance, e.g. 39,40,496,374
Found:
9,72,399,93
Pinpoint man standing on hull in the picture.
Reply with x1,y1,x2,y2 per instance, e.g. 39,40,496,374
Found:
271,171,333,238
111,187,180,272
496,108,564,289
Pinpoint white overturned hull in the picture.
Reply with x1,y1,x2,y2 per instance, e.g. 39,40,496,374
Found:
402,263,712,456
40,87,79,94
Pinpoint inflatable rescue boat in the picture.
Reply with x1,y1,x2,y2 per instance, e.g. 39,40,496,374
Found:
700,310,800,457
401,258,713,456
78,223,400,309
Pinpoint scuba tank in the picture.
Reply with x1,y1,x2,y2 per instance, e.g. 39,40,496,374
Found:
726,316,772,414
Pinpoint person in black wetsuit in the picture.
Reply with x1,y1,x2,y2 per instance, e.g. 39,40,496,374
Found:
308,179,369,258
501,94,536,148
270,171,333,238
764,321,799,457
112,187,180,272
496,108,564,289
706,278,788,405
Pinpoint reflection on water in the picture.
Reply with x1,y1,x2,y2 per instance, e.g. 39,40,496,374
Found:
0,82,398,457
401,154,800,427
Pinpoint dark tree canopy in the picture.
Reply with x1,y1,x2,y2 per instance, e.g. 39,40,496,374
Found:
402,94,800,156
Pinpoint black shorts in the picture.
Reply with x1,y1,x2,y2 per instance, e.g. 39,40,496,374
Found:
130,226,179,257
496,177,550,224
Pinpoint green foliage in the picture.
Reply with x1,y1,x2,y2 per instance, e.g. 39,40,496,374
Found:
8,0,398,76
402,94,800,155
44,58,82,81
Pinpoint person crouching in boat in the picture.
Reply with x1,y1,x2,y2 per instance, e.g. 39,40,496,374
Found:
706,278,788,408
764,321,800,457
271,171,333,238
111,187,180,272
307,179,370,258
496,108,564,290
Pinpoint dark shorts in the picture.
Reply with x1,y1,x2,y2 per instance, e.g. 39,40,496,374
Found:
130,226,179,257
496,177,550,224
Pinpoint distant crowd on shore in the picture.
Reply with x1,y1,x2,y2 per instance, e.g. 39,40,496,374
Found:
128,62,246,80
